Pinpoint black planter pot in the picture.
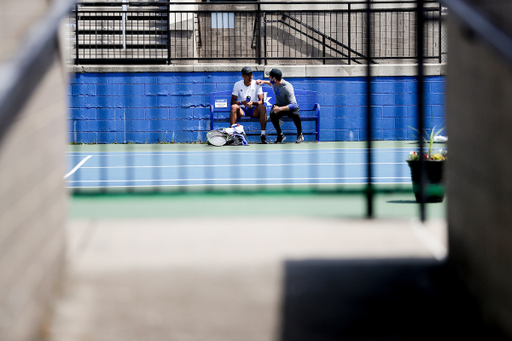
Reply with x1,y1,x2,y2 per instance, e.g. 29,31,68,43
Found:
406,160,446,203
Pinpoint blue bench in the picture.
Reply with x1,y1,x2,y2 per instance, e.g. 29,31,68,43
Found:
209,86,321,142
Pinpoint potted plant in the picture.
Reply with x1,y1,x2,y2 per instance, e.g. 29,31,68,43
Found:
407,127,447,203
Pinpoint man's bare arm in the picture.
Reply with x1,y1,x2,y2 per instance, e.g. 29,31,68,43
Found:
256,79,271,86
231,95,239,106
254,94,264,106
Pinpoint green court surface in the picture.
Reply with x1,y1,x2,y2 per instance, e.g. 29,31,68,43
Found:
67,140,422,152
69,191,446,220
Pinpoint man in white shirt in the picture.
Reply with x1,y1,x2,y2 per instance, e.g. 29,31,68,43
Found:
231,66,268,144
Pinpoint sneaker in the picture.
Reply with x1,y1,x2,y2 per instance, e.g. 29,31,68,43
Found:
260,134,268,144
296,133,304,143
275,133,286,144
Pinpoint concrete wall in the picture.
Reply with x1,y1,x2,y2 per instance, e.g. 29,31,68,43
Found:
0,1,68,340
446,2,512,338
68,64,445,144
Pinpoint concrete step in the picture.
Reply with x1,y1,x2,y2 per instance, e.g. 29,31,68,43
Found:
45,217,476,341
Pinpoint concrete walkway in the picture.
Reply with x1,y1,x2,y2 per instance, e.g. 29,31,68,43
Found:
46,216,447,341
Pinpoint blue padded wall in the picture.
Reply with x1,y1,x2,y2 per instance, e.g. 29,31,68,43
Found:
69,72,445,143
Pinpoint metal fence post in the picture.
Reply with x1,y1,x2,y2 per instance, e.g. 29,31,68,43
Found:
257,2,261,65
167,3,171,65
365,0,373,218
75,3,79,64
348,3,351,65
263,12,267,65
417,0,426,221
122,0,128,50
323,36,326,64
438,3,442,64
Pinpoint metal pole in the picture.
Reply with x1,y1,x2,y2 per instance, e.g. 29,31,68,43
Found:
257,1,261,64
438,3,442,64
348,3,351,64
167,3,172,64
417,0,426,221
122,0,128,49
263,12,267,65
75,3,79,64
323,36,326,64
365,0,373,218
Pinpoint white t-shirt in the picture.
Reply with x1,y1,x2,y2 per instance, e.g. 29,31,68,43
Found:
232,80,263,108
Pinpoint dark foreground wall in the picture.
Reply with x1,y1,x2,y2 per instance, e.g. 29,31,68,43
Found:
69,72,445,143
446,3,512,338
0,9,68,341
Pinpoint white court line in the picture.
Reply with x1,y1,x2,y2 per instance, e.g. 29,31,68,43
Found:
67,176,411,183
67,181,412,189
64,155,92,179
66,148,413,157
410,219,448,262
79,162,408,169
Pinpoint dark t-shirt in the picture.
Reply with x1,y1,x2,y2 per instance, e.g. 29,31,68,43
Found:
272,79,297,106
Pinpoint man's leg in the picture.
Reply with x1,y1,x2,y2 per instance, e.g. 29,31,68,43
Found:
252,104,267,130
230,104,242,125
270,107,283,135
287,109,302,135
252,104,268,144
287,109,303,143
270,109,286,143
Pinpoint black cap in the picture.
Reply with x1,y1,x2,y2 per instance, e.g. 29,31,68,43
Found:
241,66,253,75
269,68,282,79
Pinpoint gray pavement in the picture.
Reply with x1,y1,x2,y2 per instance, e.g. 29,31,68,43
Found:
46,217,447,341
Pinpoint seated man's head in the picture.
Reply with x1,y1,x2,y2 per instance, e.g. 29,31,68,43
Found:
241,66,253,84
269,68,282,83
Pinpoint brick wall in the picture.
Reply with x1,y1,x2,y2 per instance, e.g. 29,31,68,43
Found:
69,72,445,143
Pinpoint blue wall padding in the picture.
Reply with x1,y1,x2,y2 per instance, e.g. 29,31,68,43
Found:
69,72,445,143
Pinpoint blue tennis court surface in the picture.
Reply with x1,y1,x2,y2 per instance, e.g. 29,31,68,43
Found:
66,143,416,189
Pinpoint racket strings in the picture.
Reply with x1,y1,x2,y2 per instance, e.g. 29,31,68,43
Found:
207,130,230,146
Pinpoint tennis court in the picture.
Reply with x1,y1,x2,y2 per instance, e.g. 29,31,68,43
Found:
66,141,422,189
66,141,447,220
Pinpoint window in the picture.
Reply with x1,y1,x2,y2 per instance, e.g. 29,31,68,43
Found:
211,12,235,29
203,0,256,29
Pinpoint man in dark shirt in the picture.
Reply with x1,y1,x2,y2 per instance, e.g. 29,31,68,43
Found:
256,69,303,143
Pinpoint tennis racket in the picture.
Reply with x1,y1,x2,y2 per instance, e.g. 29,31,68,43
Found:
207,130,229,146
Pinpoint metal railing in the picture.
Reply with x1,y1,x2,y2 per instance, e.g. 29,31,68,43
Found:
70,0,445,65
0,0,75,142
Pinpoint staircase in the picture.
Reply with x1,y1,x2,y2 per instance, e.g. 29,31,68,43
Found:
71,1,169,64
